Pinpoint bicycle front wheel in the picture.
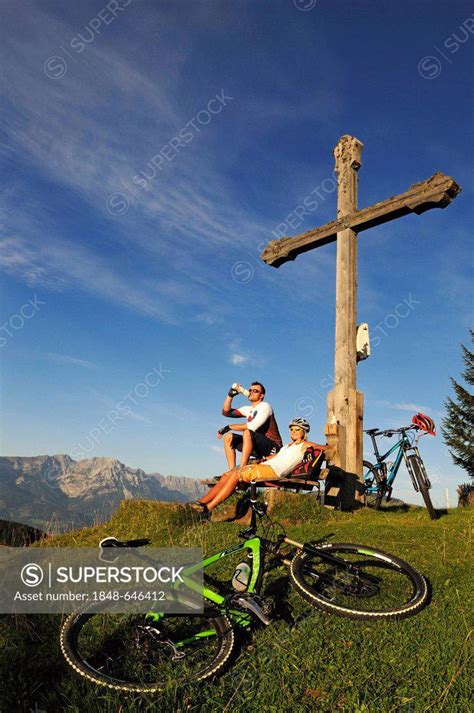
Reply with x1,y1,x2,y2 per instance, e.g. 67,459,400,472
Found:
60,609,235,693
407,454,437,520
289,544,428,621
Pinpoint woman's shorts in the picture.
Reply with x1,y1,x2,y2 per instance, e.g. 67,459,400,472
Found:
236,463,278,483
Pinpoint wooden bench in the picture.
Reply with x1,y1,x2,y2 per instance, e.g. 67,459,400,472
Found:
261,468,329,500
205,446,342,507
243,446,338,506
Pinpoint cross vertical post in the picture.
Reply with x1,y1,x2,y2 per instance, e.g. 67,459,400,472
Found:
326,135,365,504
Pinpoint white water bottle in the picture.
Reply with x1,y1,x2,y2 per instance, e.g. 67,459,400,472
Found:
232,383,250,397
232,561,252,591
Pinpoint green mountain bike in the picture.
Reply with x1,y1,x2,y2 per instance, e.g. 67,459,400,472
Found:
60,484,429,693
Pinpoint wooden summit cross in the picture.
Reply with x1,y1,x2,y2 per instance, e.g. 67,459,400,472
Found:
261,135,460,507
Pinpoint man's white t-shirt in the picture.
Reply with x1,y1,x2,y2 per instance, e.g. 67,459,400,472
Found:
235,402,273,432
266,442,307,478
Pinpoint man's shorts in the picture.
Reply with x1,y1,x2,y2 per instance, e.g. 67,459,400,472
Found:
236,463,277,483
230,431,280,459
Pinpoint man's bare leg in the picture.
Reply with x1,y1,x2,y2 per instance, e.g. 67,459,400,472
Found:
223,432,236,469
239,429,253,467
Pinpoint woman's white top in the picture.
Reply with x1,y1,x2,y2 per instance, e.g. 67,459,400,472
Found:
266,442,306,478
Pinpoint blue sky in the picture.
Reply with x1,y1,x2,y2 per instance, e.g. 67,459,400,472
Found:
1,0,473,508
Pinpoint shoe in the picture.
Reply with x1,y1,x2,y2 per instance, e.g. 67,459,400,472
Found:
188,502,210,519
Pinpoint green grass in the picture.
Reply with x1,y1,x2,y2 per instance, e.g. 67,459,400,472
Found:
1,498,472,712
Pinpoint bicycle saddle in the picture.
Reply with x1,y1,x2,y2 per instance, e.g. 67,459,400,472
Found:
364,428,379,435
99,537,151,548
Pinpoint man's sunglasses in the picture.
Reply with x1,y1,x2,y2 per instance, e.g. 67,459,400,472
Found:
249,388,262,394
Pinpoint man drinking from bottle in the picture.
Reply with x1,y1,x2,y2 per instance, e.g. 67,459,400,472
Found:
217,382,282,469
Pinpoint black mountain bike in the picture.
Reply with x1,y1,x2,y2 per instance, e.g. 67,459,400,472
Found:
60,483,429,693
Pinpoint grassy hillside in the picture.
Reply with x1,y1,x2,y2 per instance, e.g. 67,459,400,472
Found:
0,496,472,712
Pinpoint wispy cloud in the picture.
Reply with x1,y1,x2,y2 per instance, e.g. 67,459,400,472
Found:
370,400,443,418
0,4,258,245
42,352,97,369
225,335,266,369
193,311,225,326
0,229,215,323
230,353,249,366
0,6,248,318
0,1,339,327
391,402,430,413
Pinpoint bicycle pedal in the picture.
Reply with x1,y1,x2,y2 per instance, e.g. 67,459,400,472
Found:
385,486,393,502
233,595,272,626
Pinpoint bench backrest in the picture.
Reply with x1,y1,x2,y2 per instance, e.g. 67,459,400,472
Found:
291,445,326,479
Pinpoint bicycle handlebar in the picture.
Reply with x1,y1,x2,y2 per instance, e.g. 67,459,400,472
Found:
364,425,417,438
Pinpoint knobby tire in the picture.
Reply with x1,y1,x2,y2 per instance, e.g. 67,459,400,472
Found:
289,543,428,621
60,609,235,693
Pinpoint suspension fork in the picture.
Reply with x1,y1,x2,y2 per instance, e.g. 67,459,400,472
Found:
403,444,431,490
402,440,418,489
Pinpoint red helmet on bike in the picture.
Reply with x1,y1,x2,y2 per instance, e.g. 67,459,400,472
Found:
412,412,436,436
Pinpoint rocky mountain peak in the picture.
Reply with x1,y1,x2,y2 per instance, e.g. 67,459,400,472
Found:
0,454,207,532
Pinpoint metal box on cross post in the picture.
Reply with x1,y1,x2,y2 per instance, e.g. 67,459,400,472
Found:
356,323,370,363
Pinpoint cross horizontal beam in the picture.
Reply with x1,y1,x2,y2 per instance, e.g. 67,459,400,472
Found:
261,172,461,267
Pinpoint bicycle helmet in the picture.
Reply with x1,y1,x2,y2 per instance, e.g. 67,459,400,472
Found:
289,418,310,434
412,412,436,436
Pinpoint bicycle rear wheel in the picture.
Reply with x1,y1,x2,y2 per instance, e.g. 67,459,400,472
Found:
289,543,428,621
60,609,235,692
363,461,384,509
407,455,437,520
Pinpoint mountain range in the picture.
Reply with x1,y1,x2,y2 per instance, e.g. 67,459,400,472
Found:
0,454,207,532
